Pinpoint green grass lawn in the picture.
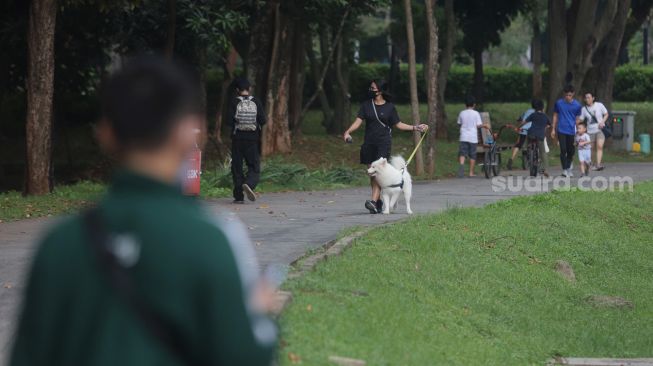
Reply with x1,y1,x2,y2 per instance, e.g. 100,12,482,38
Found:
0,181,105,222
279,181,653,365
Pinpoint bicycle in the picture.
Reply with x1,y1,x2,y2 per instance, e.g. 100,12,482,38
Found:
525,137,540,177
479,125,512,179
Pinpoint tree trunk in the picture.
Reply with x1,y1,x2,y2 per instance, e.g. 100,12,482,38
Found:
288,22,306,135
547,0,622,114
25,0,57,195
565,0,618,93
424,0,439,176
585,0,631,110
247,1,276,98
472,46,484,104
619,1,653,62
531,18,543,99
305,40,334,132
435,0,454,140
298,6,351,134
403,0,424,175
213,47,238,144
332,35,351,136
262,3,292,156
546,0,568,116
164,0,176,59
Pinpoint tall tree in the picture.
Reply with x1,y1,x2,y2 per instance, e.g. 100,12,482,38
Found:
403,0,424,175
524,0,545,98
260,1,293,155
424,0,439,175
435,0,455,140
456,0,524,103
582,0,632,109
546,0,625,114
25,0,57,195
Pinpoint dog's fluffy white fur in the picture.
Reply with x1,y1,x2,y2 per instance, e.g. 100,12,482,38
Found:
367,156,413,214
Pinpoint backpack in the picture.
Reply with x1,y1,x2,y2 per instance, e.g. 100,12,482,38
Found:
234,96,258,132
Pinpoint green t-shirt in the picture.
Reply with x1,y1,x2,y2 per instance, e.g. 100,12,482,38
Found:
10,171,276,366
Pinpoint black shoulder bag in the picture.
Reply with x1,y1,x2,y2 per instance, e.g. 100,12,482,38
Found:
83,208,197,366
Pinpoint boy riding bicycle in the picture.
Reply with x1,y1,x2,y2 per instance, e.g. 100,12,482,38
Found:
524,99,551,177
507,106,534,170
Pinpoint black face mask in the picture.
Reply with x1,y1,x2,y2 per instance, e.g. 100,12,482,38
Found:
368,90,379,99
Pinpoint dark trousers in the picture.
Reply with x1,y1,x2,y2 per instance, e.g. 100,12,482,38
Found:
558,133,575,170
231,139,260,200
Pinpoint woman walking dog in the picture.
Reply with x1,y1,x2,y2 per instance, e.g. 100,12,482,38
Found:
343,79,427,214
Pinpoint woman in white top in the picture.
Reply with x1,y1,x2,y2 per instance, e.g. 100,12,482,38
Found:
580,92,609,170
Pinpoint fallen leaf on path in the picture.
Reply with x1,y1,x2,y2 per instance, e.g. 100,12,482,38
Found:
258,204,269,209
3,282,13,289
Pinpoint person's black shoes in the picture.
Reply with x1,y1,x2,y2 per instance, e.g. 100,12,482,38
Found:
365,200,378,214
242,184,256,201
375,200,383,213
507,158,513,170
232,199,244,204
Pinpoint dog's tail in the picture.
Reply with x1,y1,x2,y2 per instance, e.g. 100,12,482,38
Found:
390,155,407,170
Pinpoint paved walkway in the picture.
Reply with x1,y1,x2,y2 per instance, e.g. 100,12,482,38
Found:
1,162,652,360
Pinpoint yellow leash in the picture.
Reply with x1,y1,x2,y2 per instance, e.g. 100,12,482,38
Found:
405,130,428,166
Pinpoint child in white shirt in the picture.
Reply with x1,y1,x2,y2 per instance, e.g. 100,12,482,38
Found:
456,96,484,178
575,123,592,176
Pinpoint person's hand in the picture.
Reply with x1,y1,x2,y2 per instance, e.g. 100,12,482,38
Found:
343,131,352,143
551,130,556,140
416,124,428,132
599,122,605,129
252,280,278,314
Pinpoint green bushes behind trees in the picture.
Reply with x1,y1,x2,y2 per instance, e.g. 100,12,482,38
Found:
346,63,653,103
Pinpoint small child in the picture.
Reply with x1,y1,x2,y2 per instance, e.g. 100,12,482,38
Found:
575,122,592,176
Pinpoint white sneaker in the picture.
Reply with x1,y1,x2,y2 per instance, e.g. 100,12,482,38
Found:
562,169,569,178
568,169,574,177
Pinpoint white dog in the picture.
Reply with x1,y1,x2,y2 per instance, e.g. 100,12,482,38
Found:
367,156,413,214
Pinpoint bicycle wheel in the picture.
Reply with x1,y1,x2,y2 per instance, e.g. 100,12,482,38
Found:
493,150,501,176
528,145,538,177
484,150,492,179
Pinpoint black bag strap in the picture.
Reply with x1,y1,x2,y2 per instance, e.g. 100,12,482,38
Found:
584,106,599,124
371,100,390,131
83,208,197,366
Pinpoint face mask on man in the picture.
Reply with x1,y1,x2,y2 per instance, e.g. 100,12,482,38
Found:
368,90,379,99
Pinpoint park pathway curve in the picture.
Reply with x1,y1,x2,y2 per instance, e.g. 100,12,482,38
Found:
1,162,653,361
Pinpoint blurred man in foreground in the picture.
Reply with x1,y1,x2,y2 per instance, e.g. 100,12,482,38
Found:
10,57,277,366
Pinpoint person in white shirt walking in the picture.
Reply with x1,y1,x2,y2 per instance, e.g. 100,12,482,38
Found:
456,96,484,178
575,122,592,177
579,92,608,171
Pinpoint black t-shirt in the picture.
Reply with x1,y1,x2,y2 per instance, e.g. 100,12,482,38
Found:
357,100,400,144
526,111,551,140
